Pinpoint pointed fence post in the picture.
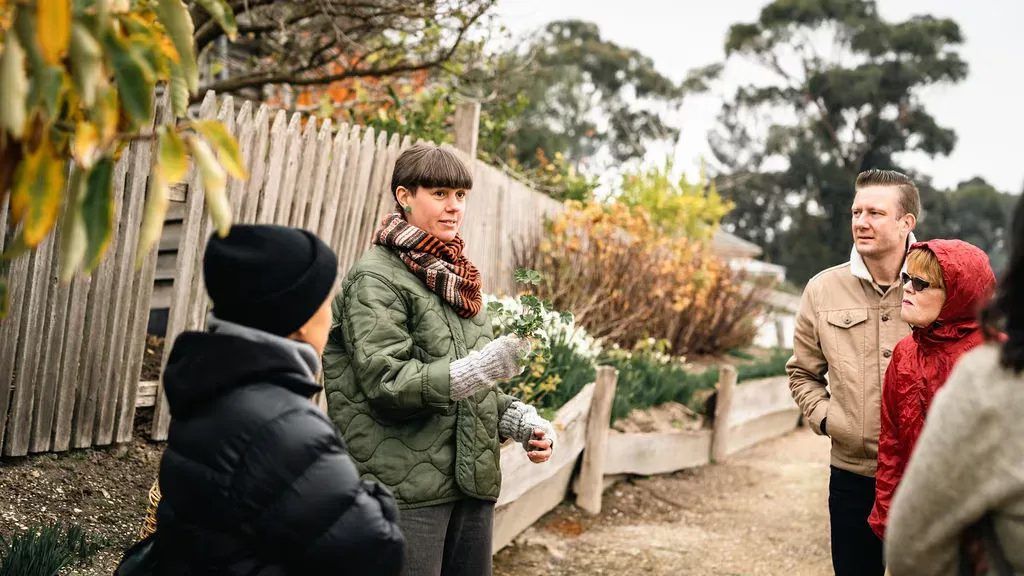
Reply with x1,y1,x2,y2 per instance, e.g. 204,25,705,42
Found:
575,366,618,515
453,99,481,158
710,364,738,462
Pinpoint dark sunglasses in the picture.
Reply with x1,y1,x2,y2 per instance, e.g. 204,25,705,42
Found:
901,272,932,292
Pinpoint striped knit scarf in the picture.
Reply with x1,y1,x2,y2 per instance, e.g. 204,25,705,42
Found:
373,213,483,318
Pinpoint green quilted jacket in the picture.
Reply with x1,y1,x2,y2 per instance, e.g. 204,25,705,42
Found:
323,245,517,509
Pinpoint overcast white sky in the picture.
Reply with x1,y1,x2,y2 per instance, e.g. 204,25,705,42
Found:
496,0,1024,193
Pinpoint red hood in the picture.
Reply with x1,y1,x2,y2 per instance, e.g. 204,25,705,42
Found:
909,239,996,344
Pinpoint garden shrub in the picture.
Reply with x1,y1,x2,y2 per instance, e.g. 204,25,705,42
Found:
601,340,719,422
602,343,792,422
515,200,768,357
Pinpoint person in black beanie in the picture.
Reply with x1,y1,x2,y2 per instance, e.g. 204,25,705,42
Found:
139,224,404,576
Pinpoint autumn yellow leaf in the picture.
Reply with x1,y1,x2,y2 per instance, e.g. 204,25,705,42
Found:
167,60,189,118
10,141,66,247
0,33,29,139
194,0,238,41
70,23,104,108
187,135,231,237
153,0,197,93
72,121,101,169
37,0,71,65
58,167,87,281
157,127,188,183
192,120,246,180
135,171,168,268
82,157,115,272
93,86,119,144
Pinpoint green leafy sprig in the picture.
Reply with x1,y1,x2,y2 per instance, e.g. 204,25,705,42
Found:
487,268,574,358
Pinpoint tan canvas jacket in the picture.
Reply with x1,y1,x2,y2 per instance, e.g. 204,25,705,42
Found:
786,235,915,477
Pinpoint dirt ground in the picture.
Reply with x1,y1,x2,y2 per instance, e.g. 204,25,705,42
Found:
0,416,162,575
494,426,832,576
0,419,830,575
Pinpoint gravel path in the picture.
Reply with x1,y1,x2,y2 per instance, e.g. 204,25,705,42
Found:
494,426,833,575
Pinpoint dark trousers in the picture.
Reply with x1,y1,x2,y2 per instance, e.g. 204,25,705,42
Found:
397,498,494,576
829,466,885,576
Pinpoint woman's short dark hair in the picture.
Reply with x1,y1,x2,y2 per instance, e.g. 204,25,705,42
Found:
982,193,1024,373
390,143,473,202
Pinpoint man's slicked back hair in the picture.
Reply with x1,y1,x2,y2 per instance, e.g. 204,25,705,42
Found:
855,168,921,218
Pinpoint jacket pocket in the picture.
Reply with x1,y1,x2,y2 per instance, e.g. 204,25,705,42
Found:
822,309,869,458
823,309,868,367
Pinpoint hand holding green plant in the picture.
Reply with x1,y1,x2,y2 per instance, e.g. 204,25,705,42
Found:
487,268,574,365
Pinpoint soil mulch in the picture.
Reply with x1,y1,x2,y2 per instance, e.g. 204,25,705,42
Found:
140,335,165,381
0,417,162,575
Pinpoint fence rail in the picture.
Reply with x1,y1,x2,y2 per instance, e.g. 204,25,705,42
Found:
490,370,801,552
0,91,564,453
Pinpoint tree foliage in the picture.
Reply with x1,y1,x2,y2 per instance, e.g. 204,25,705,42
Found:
477,20,685,174
709,0,969,284
917,177,1017,272
617,161,733,241
192,0,498,96
0,0,244,319
273,18,682,202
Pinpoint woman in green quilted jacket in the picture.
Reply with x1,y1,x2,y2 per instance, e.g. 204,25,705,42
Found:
323,143,556,576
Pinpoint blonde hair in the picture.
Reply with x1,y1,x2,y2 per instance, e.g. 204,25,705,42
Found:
906,248,946,290
856,169,921,218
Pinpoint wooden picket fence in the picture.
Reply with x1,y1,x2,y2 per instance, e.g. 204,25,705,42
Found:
0,101,168,456
0,91,564,453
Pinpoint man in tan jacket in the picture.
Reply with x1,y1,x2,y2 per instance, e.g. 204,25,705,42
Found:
787,169,919,576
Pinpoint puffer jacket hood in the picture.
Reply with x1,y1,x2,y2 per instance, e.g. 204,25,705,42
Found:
163,323,320,418
869,239,996,539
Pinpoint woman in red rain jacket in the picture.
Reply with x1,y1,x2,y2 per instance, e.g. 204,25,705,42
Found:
868,239,996,540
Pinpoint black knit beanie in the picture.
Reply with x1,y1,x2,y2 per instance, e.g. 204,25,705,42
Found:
203,225,338,336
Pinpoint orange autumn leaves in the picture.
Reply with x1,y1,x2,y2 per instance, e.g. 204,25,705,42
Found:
521,201,764,356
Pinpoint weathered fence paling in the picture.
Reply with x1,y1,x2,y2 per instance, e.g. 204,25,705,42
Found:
0,97,166,456
711,364,738,462
574,366,618,515
1,89,563,452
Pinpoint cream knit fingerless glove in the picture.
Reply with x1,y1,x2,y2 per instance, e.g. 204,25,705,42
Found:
449,335,531,401
499,401,556,451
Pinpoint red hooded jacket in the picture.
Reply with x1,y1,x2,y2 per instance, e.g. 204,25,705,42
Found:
868,239,996,539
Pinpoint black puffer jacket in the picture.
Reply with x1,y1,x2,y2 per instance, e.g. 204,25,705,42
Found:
154,320,404,575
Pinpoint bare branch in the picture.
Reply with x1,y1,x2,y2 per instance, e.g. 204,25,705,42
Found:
198,0,495,95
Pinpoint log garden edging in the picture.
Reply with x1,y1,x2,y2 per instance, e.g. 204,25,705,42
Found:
491,368,799,552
